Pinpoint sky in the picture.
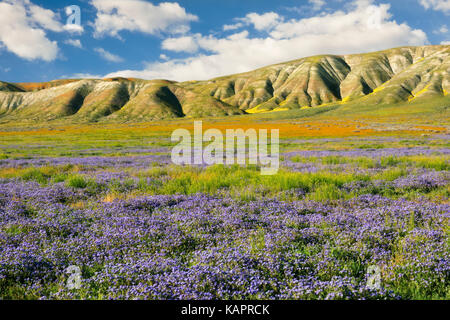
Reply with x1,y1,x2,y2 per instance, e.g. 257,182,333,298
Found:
0,0,449,83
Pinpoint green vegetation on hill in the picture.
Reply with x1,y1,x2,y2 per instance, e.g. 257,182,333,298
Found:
0,45,449,123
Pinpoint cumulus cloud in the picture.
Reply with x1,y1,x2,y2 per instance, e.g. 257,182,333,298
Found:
69,73,102,79
222,12,282,32
91,0,198,38
94,48,124,63
419,0,450,14
64,24,84,34
223,22,244,31
105,0,428,82
441,40,450,44
28,2,64,32
0,0,64,61
245,12,283,31
433,25,448,34
309,0,326,11
64,39,82,48
159,54,169,60
162,36,199,53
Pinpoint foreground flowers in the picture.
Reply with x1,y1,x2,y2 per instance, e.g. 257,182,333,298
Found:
0,179,448,299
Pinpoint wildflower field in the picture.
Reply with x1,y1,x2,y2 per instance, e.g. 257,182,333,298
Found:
0,117,449,300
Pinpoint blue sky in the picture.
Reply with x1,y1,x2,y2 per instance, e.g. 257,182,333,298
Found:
0,0,449,83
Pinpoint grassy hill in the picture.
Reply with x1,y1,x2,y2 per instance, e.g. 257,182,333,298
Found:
0,45,449,124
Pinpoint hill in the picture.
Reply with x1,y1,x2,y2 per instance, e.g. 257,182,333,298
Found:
0,45,449,123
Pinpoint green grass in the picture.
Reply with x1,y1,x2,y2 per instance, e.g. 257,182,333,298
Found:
66,175,88,189
133,164,367,200
290,154,449,171
0,151,447,203
327,96,450,118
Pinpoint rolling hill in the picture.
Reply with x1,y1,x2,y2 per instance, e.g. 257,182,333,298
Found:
0,45,449,123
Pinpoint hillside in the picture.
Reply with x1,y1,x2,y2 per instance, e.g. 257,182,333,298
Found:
0,45,449,123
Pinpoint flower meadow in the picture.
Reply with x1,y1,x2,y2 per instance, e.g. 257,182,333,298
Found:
0,134,449,300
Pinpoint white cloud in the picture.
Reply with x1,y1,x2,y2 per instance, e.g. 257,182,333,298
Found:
419,0,450,14
222,12,282,32
223,23,244,31
434,24,448,34
64,39,82,48
245,12,283,31
0,0,63,61
227,31,250,41
63,24,84,34
441,40,450,44
162,36,199,53
105,0,428,82
270,1,402,39
69,73,102,79
309,0,326,11
94,48,124,63
91,0,198,38
28,2,64,32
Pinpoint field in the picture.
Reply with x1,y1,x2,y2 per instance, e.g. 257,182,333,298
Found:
0,110,449,300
